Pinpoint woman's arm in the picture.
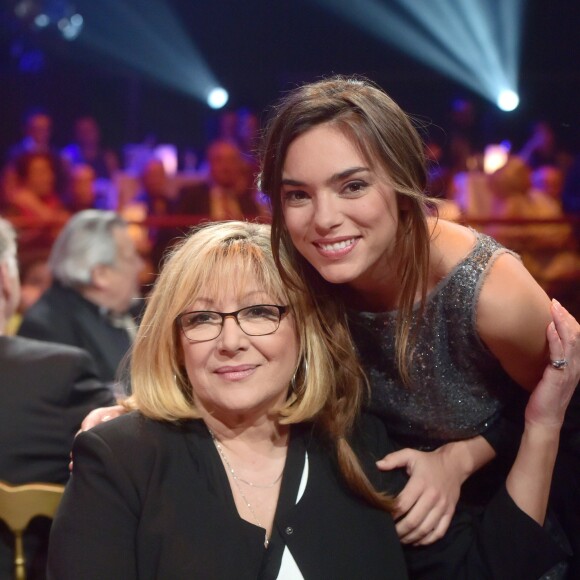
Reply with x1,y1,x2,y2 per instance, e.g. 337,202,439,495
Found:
377,434,495,545
477,252,553,391
379,250,557,544
405,300,579,579
48,428,139,579
505,299,579,523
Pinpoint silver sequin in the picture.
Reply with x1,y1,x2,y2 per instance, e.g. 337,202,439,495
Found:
349,234,522,450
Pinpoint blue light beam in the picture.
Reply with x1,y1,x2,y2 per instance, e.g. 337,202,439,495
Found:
311,0,523,109
75,0,223,103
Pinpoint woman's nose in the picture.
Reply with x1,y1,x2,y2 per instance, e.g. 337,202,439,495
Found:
312,193,343,232
216,316,246,351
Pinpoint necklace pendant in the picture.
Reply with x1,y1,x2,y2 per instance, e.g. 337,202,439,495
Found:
264,535,269,549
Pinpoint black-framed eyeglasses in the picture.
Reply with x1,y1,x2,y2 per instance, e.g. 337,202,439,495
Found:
177,304,288,343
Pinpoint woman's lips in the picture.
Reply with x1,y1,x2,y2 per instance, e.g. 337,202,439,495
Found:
314,237,359,259
214,365,257,381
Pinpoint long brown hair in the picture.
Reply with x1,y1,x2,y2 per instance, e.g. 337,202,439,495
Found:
260,75,432,384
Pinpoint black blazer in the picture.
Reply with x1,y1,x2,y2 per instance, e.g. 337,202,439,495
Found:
48,414,564,580
18,282,134,383
176,182,261,218
0,335,115,580
0,335,115,484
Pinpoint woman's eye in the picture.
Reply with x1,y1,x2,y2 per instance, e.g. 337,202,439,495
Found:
282,189,309,204
183,313,216,327
245,306,277,320
343,181,367,195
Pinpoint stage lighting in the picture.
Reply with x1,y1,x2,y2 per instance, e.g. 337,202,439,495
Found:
76,0,223,104
207,87,229,109
34,14,49,28
70,14,83,27
497,90,519,111
311,0,524,110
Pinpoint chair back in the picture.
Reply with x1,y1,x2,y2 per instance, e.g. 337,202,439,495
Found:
0,481,65,580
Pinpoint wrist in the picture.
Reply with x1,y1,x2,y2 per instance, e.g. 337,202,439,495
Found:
438,438,491,483
523,420,562,446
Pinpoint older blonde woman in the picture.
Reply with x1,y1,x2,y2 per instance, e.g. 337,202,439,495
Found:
50,222,575,579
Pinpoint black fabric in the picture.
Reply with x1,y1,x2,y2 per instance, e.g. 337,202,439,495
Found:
48,417,406,579
18,281,135,383
48,413,565,580
0,335,115,580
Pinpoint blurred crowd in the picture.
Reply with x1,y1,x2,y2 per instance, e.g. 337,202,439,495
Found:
0,107,268,329
1,101,579,332
424,100,580,308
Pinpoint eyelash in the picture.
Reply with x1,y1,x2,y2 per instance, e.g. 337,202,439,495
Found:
282,190,309,203
343,180,368,194
282,179,369,203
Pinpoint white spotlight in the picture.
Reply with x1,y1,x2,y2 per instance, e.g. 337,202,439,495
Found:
70,14,84,27
497,89,519,111
207,87,229,109
34,14,50,28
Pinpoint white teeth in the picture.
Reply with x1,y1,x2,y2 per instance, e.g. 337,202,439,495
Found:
319,239,355,251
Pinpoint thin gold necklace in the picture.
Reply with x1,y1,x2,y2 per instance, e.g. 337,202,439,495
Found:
209,429,276,549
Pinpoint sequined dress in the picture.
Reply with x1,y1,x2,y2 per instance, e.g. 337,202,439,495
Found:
349,233,523,451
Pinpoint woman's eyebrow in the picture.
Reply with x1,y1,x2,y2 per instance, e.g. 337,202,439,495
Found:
186,290,270,310
281,166,370,187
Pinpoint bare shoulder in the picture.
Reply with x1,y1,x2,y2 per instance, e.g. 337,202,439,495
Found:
478,251,551,321
428,218,477,277
476,251,552,389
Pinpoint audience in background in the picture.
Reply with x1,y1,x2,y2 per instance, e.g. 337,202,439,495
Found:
0,216,115,580
6,109,57,161
133,157,178,270
176,139,265,220
8,152,67,220
519,121,573,172
5,109,67,193
0,105,578,318
5,152,70,269
4,258,52,335
17,210,144,385
65,163,97,212
61,116,119,180
442,97,483,173
562,153,580,215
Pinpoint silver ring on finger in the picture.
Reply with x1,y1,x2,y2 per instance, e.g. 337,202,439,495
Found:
551,358,568,370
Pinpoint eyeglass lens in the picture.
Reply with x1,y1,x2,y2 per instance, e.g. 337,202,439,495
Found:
180,305,283,341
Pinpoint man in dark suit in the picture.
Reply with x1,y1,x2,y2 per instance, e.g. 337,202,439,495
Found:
0,216,116,579
18,210,144,384
175,139,265,220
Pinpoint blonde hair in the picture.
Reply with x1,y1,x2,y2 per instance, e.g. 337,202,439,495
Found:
129,220,393,511
260,75,433,383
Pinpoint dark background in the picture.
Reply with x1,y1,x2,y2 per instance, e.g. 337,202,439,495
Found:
1,0,578,160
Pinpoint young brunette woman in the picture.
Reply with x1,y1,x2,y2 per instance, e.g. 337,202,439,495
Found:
259,76,579,573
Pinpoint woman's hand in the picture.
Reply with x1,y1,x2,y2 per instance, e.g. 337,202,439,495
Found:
377,435,495,545
505,299,580,524
69,405,128,472
80,405,127,431
525,299,579,429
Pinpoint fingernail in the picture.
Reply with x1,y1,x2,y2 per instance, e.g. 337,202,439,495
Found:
102,415,112,422
549,321,556,333
552,299,562,309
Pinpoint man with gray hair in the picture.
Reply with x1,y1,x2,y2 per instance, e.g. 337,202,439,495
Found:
18,210,144,384
0,216,115,578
